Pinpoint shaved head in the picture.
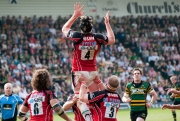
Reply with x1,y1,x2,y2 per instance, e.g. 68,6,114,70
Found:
4,83,13,96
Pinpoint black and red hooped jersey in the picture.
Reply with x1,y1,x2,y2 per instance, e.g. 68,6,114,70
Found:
23,90,56,121
88,90,121,121
67,30,108,71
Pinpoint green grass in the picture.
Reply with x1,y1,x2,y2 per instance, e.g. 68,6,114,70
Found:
17,108,180,121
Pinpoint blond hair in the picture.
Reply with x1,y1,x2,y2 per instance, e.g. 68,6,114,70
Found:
107,75,119,91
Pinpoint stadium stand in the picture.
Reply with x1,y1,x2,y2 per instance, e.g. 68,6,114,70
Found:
0,13,180,104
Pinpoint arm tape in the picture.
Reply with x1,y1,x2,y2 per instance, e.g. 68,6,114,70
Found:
52,103,64,116
57,107,64,116
19,112,28,121
52,103,61,109
19,112,26,117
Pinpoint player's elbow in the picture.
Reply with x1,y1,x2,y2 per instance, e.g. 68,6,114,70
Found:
107,38,115,45
62,27,66,35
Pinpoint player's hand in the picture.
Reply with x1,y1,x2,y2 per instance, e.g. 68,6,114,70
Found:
170,94,174,98
104,11,110,24
146,102,152,108
72,95,78,102
78,74,85,82
167,88,177,95
161,104,171,110
94,75,102,84
73,2,84,18
125,98,131,103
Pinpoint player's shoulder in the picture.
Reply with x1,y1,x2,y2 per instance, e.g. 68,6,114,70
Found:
67,30,82,38
0,94,5,99
175,82,180,87
126,82,133,87
12,93,19,97
93,33,107,39
141,81,151,86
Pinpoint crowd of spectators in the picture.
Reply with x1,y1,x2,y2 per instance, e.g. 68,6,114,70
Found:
0,14,180,104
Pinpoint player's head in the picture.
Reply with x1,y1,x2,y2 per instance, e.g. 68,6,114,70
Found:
170,76,177,84
31,69,52,91
4,83,13,96
106,75,119,92
79,16,93,33
132,68,142,81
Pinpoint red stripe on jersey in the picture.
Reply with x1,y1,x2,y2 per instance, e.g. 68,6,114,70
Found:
73,105,85,121
89,94,105,103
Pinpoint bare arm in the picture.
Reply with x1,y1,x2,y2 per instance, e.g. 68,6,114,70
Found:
18,105,29,121
150,90,157,103
104,11,115,45
63,96,78,111
62,2,84,37
94,76,105,91
146,90,157,108
162,104,180,110
79,84,89,103
122,93,131,103
50,99,72,121
167,88,180,95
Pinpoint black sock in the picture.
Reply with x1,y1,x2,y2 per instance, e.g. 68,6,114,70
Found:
172,111,176,121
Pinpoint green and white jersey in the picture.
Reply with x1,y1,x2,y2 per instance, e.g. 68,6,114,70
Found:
125,81,153,112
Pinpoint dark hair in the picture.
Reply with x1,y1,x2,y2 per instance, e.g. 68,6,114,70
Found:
31,69,52,91
79,16,93,33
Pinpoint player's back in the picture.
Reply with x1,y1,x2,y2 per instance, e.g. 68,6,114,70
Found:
67,30,108,71
90,90,121,121
24,90,53,121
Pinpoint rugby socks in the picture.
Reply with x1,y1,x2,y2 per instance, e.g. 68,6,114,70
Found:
172,111,176,121
79,102,93,121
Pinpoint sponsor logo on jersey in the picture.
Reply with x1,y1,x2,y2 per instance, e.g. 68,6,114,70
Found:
79,45,98,50
29,96,45,104
3,104,12,110
83,36,95,41
107,93,118,97
103,98,121,103
104,102,120,108
132,88,145,94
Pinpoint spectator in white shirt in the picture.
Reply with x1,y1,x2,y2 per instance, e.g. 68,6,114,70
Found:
19,86,28,100
117,43,125,52
49,25,56,35
136,57,143,67
35,60,42,69
17,61,26,71
110,53,116,62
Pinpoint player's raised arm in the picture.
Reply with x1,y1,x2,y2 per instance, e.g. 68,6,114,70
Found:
62,2,84,37
104,11,115,45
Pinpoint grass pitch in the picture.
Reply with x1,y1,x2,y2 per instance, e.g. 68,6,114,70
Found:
17,108,180,121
